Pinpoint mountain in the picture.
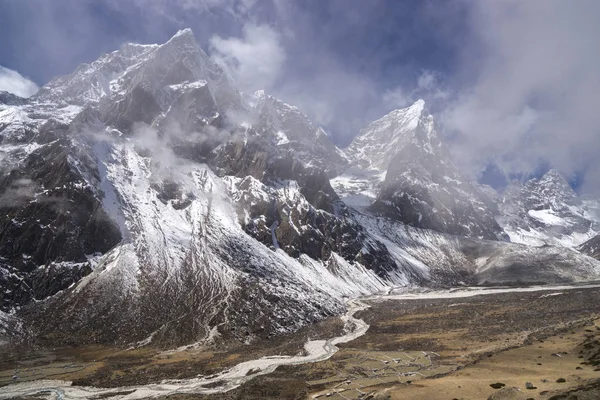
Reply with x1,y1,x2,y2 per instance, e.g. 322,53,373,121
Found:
497,170,600,247
579,234,600,259
248,90,349,177
0,91,27,106
1,30,599,348
345,100,505,240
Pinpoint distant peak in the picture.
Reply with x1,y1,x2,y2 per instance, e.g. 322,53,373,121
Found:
380,98,428,124
390,98,426,115
540,169,568,184
411,98,426,108
536,169,576,195
163,28,198,48
406,99,427,115
172,28,194,39
543,168,563,178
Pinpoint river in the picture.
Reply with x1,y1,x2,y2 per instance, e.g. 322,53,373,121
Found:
2,283,599,399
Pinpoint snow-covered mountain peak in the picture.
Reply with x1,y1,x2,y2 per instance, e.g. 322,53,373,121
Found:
526,169,579,209
498,169,599,247
346,99,436,171
541,168,566,180
537,168,576,196
171,27,195,39
252,90,300,117
159,28,207,57
333,99,505,240
388,98,426,124
34,28,227,109
247,89,349,175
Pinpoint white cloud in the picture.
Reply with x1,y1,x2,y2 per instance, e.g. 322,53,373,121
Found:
382,87,410,109
0,66,39,98
417,70,436,91
210,24,286,93
443,0,600,191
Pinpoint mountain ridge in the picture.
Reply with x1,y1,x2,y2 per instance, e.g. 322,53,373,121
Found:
1,29,599,348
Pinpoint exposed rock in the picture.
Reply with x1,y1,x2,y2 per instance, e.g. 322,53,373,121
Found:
579,234,600,259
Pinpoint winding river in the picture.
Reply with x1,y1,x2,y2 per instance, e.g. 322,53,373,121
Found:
0,300,369,400
2,284,599,399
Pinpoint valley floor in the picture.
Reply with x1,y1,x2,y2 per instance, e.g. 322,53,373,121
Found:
2,284,600,400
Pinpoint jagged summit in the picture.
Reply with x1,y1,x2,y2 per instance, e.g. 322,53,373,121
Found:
346,99,434,171
535,169,579,205
34,28,226,109
161,28,208,56
387,98,426,123
172,27,195,38
338,99,504,239
498,169,598,247
247,89,348,175
521,169,579,211
542,168,566,179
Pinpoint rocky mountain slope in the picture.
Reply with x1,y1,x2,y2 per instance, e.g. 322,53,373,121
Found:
579,234,600,259
1,29,599,348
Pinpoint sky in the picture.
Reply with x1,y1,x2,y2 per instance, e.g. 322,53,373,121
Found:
1,0,599,193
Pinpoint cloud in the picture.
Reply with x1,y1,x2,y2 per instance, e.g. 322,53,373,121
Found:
382,87,410,110
1,0,463,147
0,66,39,97
417,70,436,91
10,0,599,194
442,0,600,192
0,178,36,207
210,23,286,93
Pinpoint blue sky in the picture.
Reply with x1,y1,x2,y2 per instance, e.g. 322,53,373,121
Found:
1,0,599,193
